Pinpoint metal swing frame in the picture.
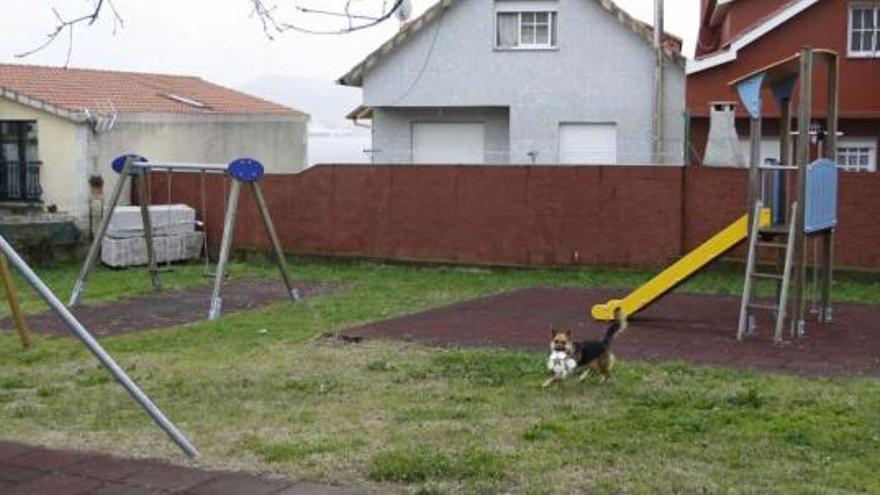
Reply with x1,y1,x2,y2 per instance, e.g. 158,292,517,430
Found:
69,154,299,320
0,234,198,457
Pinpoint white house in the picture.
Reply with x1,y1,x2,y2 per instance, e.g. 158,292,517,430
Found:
339,0,686,165
0,64,307,245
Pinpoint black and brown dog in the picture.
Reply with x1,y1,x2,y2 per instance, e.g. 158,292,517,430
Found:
542,309,627,387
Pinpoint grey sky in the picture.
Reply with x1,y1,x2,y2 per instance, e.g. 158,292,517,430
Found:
1,0,699,88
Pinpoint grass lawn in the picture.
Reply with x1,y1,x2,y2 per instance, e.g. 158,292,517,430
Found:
0,258,878,494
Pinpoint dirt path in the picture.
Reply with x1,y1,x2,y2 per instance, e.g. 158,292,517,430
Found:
0,279,337,338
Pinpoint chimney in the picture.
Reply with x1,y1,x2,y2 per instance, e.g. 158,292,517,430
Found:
704,102,744,166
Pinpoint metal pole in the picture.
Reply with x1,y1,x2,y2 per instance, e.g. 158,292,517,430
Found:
208,180,241,320
737,201,764,341
251,182,300,301
819,52,839,324
792,47,813,338
825,52,839,161
774,202,798,343
135,172,162,290
652,0,665,163
70,158,134,306
775,98,792,304
128,161,229,172
0,253,32,348
747,116,762,232
820,229,835,322
0,234,199,458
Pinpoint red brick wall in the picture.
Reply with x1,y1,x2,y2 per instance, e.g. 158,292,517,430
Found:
145,165,880,270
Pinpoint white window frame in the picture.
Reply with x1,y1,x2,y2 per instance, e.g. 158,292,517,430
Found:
848,2,880,58
836,138,877,172
495,10,557,50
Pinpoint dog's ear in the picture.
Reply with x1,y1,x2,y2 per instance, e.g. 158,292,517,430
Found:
564,329,572,338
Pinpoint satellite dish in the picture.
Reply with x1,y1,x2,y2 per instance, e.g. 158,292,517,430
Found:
395,0,413,22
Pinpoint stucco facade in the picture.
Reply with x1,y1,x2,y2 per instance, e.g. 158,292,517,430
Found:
350,0,686,165
0,97,91,223
0,98,307,229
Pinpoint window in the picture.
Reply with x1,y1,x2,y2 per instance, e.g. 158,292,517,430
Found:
496,11,557,49
849,3,880,57
0,121,42,202
836,138,877,172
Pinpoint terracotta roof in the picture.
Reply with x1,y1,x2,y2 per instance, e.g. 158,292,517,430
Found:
338,0,685,87
0,63,304,117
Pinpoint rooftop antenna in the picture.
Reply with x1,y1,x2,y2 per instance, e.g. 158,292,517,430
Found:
86,98,117,134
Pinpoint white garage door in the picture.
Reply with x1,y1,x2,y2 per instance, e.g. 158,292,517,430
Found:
559,123,618,164
412,123,485,164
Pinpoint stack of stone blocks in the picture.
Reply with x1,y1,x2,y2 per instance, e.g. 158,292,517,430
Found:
101,204,203,267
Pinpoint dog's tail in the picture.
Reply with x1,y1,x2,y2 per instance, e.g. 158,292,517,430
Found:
602,311,627,348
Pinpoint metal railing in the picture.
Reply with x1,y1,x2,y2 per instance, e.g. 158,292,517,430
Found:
0,160,42,202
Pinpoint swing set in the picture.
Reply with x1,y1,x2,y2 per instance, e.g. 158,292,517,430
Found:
0,235,198,457
70,154,300,319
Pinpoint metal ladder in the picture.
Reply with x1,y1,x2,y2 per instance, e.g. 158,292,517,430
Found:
738,200,797,343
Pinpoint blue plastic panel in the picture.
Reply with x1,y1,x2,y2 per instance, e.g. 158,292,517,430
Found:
805,158,838,233
227,158,264,182
771,75,797,107
735,73,765,119
111,154,148,174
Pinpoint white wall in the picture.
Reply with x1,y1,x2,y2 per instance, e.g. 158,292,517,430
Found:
0,98,90,226
94,113,309,214
361,0,686,164
0,100,309,228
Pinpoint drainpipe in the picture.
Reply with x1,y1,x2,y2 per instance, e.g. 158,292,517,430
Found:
652,0,665,164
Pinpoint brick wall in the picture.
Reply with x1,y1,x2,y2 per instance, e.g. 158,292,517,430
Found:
146,164,880,270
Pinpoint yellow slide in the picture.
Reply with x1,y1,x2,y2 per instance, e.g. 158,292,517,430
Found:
591,209,771,321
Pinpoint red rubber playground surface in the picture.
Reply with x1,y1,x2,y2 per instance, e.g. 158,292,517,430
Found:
349,287,880,376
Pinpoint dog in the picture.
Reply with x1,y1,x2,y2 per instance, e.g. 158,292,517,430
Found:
541,309,627,387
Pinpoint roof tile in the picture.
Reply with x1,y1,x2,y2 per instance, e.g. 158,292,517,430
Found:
0,64,304,116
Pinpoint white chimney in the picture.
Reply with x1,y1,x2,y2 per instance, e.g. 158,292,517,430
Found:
704,102,745,166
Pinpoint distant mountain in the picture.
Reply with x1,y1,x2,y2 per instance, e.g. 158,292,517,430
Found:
238,74,362,124
238,74,371,166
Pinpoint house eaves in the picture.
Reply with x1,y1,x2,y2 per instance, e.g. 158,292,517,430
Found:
687,0,821,75
0,86,88,124
709,0,735,27
338,0,686,87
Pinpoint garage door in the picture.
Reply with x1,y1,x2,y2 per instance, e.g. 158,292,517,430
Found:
413,123,485,164
559,123,617,164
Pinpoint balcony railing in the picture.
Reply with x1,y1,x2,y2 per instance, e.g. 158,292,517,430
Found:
0,160,42,203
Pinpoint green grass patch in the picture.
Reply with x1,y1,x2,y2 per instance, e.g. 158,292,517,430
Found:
0,258,878,493
369,446,506,483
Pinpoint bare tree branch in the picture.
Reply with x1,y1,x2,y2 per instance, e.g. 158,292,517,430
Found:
17,0,402,65
15,0,124,66
248,0,406,36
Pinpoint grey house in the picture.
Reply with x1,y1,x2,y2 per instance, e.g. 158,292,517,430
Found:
339,0,686,165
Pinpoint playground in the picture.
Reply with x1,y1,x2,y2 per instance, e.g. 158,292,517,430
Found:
0,259,879,494
350,286,880,376
0,48,877,494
